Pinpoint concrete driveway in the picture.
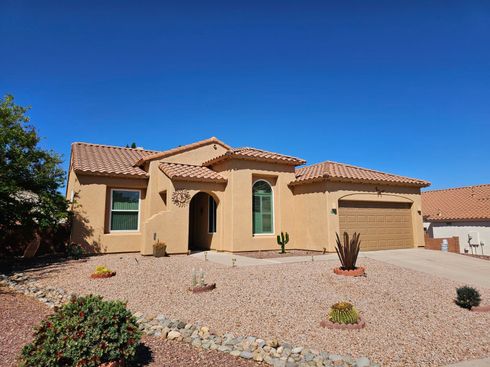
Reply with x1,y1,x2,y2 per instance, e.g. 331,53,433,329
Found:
363,248,490,289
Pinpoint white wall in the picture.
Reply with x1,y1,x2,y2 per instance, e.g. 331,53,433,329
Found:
426,221,490,256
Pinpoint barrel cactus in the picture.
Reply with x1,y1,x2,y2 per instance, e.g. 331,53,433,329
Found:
328,302,359,324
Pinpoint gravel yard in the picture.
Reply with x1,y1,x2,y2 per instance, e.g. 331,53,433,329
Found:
0,283,257,367
238,250,322,259
25,254,490,367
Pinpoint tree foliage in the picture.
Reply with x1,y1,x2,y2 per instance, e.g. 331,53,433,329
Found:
0,94,68,256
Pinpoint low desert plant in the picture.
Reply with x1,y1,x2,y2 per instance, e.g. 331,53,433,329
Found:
328,301,359,324
276,231,289,254
455,286,481,310
20,295,141,367
94,265,113,275
153,240,167,257
191,268,206,288
335,232,361,270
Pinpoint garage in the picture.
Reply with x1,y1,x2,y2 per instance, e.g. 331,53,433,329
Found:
339,200,413,251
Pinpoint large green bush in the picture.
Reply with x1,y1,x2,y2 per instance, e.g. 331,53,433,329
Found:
20,295,141,367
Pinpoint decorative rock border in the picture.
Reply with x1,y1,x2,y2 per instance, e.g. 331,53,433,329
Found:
333,267,366,277
0,272,379,367
190,283,216,293
320,317,366,330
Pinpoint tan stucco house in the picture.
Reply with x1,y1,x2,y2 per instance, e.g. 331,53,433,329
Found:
66,137,430,255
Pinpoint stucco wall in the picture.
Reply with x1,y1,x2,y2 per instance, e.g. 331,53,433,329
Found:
427,221,490,255
212,160,297,252
67,170,148,253
140,161,226,255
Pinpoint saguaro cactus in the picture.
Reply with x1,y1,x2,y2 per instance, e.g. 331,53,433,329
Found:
276,231,289,254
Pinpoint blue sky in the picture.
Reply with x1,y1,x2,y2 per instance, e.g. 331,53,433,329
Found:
1,1,489,190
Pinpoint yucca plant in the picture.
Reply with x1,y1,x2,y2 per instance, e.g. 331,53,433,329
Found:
335,232,361,270
328,302,359,324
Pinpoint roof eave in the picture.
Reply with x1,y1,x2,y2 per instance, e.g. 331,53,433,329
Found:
167,176,228,184
74,169,149,180
289,176,430,188
205,154,306,167
425,216,490,222
134,137,231,167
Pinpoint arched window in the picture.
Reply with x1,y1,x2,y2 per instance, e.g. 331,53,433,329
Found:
253,180,273,234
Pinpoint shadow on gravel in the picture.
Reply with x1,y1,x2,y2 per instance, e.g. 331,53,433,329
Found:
134,343,154,366
0,255,90,277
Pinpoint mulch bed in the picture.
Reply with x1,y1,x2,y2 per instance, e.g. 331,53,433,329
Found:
239,249,323,259
0,284,257,367
0,285,52,367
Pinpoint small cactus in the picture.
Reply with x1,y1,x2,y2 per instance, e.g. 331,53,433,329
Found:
191,268,197,287
328,302,359,324
199,268,205,287
276,232,290,254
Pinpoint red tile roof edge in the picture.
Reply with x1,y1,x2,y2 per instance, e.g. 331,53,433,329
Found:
422,184,490,221
203,147,307,167
159,162,227,184
134,137,231,166
290,160,430,187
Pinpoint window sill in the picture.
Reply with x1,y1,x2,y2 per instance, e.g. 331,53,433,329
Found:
253,233,275,237
108,231,141,235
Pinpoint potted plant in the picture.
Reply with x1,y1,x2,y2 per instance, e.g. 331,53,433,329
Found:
333,232,365,276
320,301,366,330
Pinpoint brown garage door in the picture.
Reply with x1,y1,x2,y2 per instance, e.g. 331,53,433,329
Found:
339,201,413,251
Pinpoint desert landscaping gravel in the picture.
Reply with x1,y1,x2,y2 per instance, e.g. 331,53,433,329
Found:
0,283,258,367
23,254,490,367
238,249,321,259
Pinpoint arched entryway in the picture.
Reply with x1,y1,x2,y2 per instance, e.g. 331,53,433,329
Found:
188,192,218,251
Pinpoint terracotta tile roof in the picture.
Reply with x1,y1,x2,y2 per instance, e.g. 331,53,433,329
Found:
422,184,490,221
134,137,231,166
203,147,306,167
159,162,227,183
71,142,158,178
290,161,430,187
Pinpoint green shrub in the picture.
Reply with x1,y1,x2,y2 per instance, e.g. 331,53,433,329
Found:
328,301,359,324
20,295,141,367
66,242,84,259
455,286,481,310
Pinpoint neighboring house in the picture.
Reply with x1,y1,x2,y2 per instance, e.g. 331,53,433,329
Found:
66,137,430,254
422,184,490,255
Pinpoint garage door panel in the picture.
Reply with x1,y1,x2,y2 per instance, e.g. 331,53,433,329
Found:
339,200,413,251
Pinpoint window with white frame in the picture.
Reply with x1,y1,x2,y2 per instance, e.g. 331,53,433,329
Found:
110,189,140,231
208,196,217,233
252,180,273,234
